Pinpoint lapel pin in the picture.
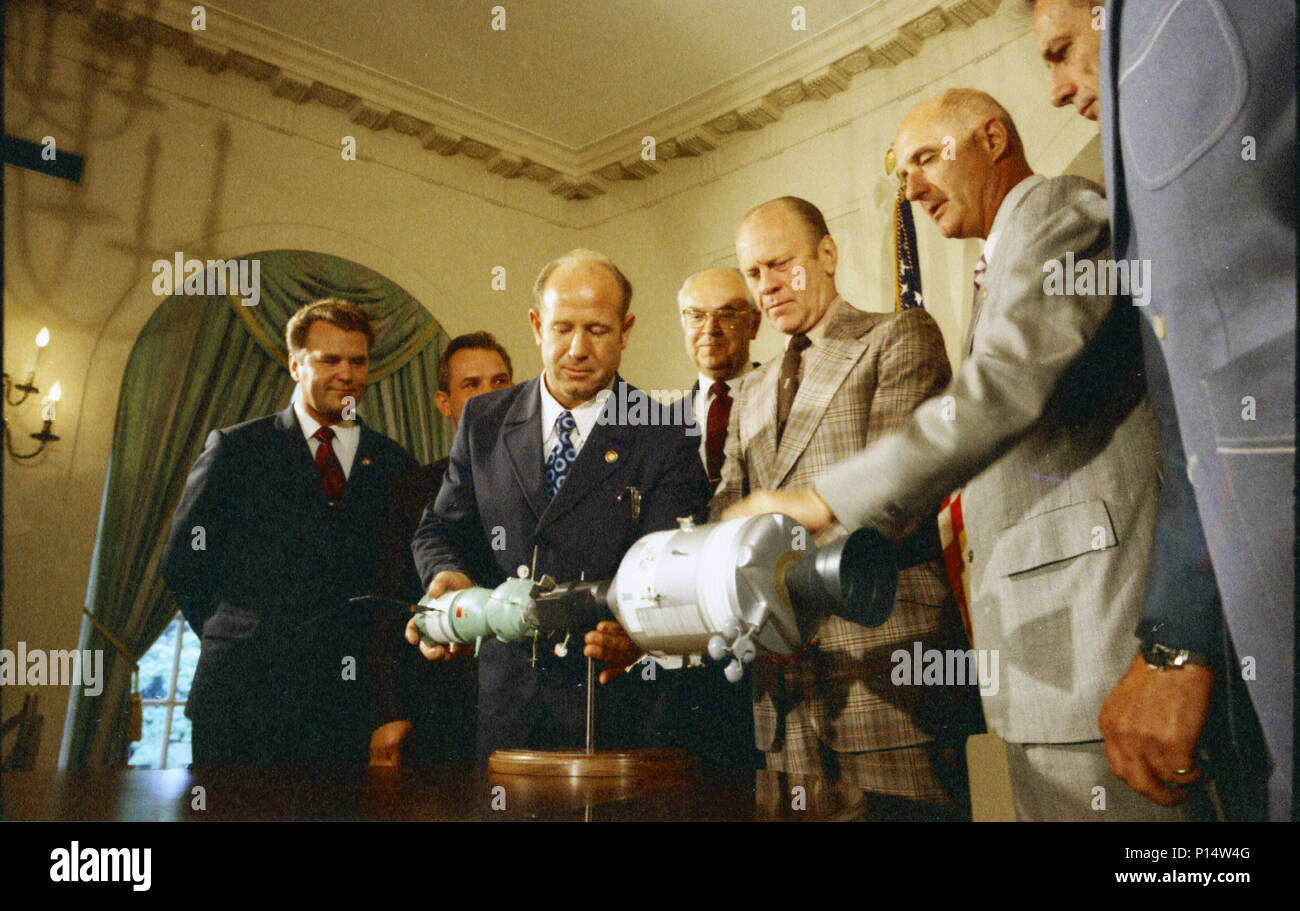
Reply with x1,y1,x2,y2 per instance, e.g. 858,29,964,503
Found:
361,457,371,466
605,450,618,463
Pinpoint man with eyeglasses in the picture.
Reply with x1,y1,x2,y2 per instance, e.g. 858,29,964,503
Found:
669,267,763,772
677,268,761,490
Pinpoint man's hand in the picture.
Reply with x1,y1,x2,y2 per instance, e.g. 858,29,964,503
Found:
720,489,835,533
369,720,413,767
583,620,643,684
1099,653,1214,806
404,571,476,661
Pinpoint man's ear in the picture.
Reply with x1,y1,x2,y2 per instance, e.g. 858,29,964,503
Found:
528,308,543,344
983,117,1010,162
288,352,302,382
748,310,761,341
620,311,636,348
819,235,839,277
434,390,453,419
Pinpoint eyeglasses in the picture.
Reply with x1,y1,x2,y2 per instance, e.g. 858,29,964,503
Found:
680,307,751,330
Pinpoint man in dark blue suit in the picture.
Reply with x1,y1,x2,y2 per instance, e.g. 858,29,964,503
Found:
409,250,711,759
162,300,417,765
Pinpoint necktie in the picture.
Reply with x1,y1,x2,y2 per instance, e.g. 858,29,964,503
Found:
545,410,577,499
313,426,346,510
705,380,732,483
776,333,811,443
966,253,989,354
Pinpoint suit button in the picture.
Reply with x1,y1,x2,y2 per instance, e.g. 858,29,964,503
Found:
1153,315,1167,339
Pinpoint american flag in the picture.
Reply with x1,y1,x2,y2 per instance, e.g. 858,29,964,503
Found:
892,183,971,636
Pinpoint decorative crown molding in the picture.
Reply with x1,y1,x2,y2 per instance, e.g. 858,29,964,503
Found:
26,0,1001,202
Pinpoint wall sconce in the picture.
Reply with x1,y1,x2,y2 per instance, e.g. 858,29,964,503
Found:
4,327,63,460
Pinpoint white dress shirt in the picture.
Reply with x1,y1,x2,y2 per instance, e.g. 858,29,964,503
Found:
539,376,613,460
294,397,360,478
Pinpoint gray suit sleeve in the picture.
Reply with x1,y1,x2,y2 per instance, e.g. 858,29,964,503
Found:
816,182,1116,537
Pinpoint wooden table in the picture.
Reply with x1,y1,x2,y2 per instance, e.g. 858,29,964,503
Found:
3,764,966,822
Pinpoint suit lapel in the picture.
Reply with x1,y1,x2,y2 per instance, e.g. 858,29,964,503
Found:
501,378,548,524
769,307,868,487
338,420,382,516
537,380,635,531
1101,0,1130,256
276,405,334,518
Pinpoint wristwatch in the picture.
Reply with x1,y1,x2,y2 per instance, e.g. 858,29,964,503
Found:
1139,639,1212,670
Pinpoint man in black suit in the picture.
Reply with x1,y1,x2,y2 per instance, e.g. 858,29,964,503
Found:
162,299,416,765
408,250,711,759
677,267,761,490
368,332,513,766
674,267,762,772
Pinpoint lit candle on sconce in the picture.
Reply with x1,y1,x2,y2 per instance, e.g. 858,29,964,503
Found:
30,327,50,378
43,381,62,422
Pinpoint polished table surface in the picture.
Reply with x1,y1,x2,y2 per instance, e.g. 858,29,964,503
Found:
3,763,966,822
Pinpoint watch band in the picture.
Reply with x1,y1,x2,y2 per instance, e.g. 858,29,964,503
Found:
1139,639,1212,670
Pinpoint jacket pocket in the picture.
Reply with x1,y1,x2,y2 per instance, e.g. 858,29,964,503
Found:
201,607,262,640
995,499,1116,577
1117,0,1247,189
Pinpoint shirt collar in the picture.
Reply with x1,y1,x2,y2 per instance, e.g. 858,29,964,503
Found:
293,395,359,442
539,374,614,444
697,363,752,399
803,294,844,346
982,174,1044,268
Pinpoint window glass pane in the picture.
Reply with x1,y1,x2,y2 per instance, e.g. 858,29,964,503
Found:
176,619,199,700
129,705,168,769
167,712,193,769
139,618,180,701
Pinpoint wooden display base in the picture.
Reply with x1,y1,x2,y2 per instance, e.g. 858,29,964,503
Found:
488,747,697,779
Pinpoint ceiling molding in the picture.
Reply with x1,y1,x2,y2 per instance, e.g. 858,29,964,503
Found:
32,0,1001,202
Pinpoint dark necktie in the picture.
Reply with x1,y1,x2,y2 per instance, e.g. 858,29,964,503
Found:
705,380,732,483
545,410,577,499
776,333,811,443
313,426,346,510
966,253,989,354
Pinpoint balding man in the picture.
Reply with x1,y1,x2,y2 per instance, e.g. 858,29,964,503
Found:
409,250,710,758
712,196,981,808
725,92,1193,820
678,268,761,488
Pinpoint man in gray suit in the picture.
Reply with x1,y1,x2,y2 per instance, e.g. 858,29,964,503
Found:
724,89,1194,820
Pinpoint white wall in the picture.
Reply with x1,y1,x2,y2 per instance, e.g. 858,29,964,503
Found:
3,0,1096,770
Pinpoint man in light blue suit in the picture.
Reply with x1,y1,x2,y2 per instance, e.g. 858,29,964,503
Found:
1086,0,1294,819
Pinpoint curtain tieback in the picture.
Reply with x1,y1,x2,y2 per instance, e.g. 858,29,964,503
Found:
81,607,143,742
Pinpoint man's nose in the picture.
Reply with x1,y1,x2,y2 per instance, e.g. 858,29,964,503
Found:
904,171,926,202
757,266,782,294
1050,68,1075,109
568,331,592,359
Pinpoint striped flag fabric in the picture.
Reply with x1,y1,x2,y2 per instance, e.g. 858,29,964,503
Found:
892,182,971,633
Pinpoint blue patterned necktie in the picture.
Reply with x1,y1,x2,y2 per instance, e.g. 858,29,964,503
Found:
545,410,577,499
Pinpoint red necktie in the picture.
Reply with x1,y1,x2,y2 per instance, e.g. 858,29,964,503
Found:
705,380,731,483
313,426,346,510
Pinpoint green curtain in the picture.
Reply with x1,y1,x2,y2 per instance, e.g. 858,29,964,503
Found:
64,250,449,768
